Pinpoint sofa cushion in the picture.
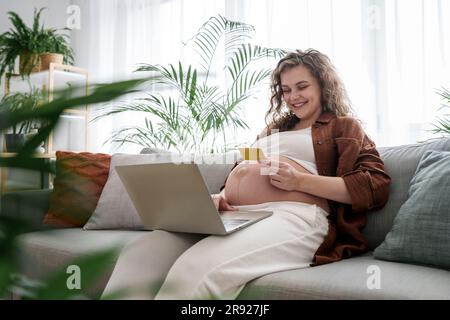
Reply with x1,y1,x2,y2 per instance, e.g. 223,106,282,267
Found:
363,137,450,250
16,228,450,300
84,151,238,230
83,153,181,230
141,148,240,195
238,253,450,300
43,151,111,227
191,152,240,195
17,228,148,298
373,150,450,269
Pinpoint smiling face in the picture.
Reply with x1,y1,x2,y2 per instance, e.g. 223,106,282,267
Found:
280,65,323,129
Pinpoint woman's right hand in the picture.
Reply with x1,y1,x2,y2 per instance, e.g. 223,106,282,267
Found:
211,193,237,211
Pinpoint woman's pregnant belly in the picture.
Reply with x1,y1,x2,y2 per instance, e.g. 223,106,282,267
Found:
224,155,331,214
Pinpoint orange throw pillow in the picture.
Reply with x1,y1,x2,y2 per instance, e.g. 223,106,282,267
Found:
43,151,111,227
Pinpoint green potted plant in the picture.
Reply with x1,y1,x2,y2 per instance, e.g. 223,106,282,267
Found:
0,7,74,82
432,88,450,135
37,27,74,70
96,15,285,154
1,88,44,152
0,8,45,79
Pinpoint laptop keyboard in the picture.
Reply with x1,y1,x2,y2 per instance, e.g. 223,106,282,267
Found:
221,218,251,231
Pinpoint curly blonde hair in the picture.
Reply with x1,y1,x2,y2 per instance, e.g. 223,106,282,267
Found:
265,49,355,132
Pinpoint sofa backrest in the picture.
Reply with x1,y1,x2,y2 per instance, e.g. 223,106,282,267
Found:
141,137,450,251
140,149,239,194
364,137,450,250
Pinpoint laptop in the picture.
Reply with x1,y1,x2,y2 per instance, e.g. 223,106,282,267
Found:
115,163,273,235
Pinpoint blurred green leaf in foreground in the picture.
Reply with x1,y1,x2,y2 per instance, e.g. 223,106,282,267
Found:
0,77,146,299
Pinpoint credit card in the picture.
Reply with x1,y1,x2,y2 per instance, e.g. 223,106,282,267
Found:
239,147,267,161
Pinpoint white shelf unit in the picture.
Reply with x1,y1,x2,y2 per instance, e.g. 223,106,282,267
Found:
1,63,89,194
4,63,90,154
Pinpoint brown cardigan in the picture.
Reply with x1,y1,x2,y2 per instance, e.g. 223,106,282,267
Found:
221,111,391,266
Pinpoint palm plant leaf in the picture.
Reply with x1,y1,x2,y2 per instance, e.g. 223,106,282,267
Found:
96,94,184,131
107,122,188,153
194,84,222,117
228,68,272,104
431,87,450,135
133,63,203,139
101,92,197,152
222,45,286,122
135,63,198,108
226,44,286,81
431,117,450,135
105,126,158,149
199,102,247,142
96,15,284,154
437,87,450,102
181,84,220,136
185,15,255,77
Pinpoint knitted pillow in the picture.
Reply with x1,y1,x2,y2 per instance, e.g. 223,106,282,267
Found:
43,151,111,227
373,150,450,269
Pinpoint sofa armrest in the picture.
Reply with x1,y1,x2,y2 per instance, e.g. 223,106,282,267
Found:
0,189,52,231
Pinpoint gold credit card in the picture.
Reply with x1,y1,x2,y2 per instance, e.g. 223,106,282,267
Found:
239,147,267,161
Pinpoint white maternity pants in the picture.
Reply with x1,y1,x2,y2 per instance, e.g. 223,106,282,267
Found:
102,201,329,300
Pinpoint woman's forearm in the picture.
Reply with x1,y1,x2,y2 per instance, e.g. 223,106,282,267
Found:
296,173,353,204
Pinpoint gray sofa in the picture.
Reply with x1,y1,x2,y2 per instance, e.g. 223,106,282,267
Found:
2,137,450,299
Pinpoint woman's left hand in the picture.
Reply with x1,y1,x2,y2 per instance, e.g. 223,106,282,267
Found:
260,160,305,191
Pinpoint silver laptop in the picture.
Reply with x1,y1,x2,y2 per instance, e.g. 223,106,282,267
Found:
115,163,273,235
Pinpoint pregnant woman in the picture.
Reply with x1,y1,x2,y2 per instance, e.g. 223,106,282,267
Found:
102,49,391,300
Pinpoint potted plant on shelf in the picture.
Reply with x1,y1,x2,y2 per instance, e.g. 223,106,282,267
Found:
38,27,74,71
0,7,74,83
0,8,45,79
1,88,45,153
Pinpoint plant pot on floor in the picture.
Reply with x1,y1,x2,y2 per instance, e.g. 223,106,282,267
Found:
19,52,41,75
39,53,63,70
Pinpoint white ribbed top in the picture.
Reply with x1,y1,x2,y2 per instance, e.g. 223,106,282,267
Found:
252,127,318,174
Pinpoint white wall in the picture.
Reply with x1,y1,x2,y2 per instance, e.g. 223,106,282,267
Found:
0,0,70,33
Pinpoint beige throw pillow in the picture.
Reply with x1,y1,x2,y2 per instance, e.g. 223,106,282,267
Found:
83,152,238,230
